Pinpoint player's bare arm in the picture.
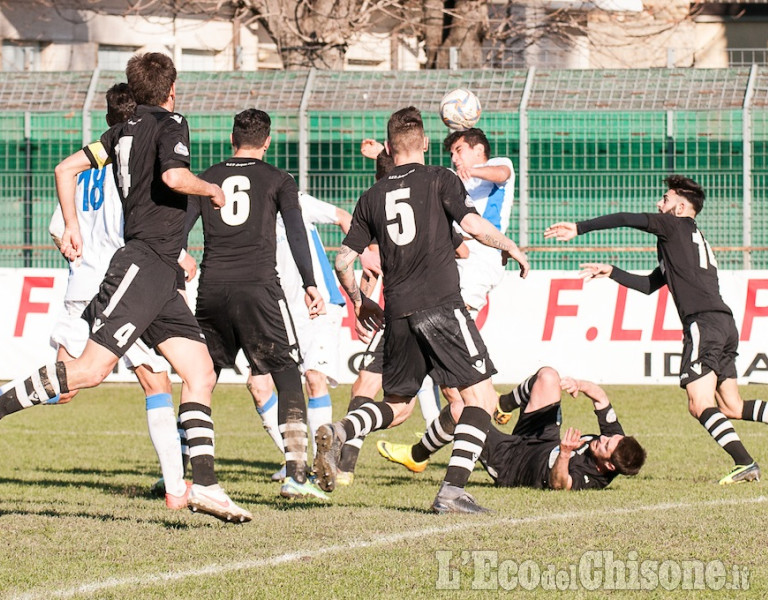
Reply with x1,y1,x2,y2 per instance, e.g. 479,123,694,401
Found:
162,168,225,208
549,427,581,490
459,212,530,278
335,244,383,334
360,138,385,160
177,249,197,282
543,221,578,241
54,148,92,261
561,376,610,410
304,285,326,319
579,262,613,280
457,163,511,184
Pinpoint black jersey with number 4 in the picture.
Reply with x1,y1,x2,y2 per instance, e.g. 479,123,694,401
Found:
343,163,477,318
188,157,304,285
97,105,191,268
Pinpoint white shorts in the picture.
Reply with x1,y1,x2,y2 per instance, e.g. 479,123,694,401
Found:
457,243,505,313
292,302,344,386
50,299,171,373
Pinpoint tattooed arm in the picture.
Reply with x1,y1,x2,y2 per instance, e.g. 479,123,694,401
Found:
459,212,530,278
335,244,384,333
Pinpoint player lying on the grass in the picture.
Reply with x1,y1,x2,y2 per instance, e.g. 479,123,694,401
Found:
545,175,762,486
49,82,189,510
378,366,646,491
318,106,529,514
0,53,251,523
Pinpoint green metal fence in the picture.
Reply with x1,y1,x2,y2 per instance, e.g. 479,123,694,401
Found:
1,67,766,271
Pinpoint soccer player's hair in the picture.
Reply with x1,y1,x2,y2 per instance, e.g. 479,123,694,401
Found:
443,127,490,159
610,436,646,477
375,149,395,181
105,83,136,127
387,106,425,156
232,108,271,149
664,174,705,214
125,52,176,107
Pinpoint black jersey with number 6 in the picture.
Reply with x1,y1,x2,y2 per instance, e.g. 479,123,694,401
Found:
188,157,303,284
343,163,477,319
98,105,192,268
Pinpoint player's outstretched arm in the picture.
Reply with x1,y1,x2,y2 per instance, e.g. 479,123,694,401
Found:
543,222,578,241
549,427,581,490
459,212,529,278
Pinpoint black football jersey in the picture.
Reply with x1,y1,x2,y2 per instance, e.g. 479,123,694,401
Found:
343,163,476,318
189,157,302,284
98,105,191,267
645,213,732,321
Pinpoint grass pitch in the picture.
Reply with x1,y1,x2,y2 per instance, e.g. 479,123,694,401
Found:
1,382,768,599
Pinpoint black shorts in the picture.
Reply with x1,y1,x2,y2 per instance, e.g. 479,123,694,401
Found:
382,302,496,398
359,329,383,375
679,311,738,389
196,280,301,374
480,404,561,489
83,241,205,357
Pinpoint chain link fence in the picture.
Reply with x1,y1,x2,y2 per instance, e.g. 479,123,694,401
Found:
1,67,766,271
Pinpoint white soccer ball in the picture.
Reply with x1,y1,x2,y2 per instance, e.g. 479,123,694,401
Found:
439,88,482,131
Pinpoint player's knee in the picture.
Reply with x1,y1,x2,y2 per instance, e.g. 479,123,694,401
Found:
535,366,561,393
185,367,217,395
304,369,328,396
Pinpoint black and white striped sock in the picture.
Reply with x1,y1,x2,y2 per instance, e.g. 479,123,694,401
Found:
444,406,490,488
178,402,217,487
274,368,309,483
0,362,69,418
498,372,537,413
698,407,753,465
339,401,394,442
338,396,372,473
177,416,189,476
742,400,768,424
412,404,456,463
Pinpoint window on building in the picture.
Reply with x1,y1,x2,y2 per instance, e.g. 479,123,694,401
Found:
180,49,217,71
2,41,41,71
98,45,139,71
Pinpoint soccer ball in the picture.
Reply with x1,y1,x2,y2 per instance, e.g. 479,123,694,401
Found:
439,89,482,131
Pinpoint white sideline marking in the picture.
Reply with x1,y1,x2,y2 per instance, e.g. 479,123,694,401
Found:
10,495,767,600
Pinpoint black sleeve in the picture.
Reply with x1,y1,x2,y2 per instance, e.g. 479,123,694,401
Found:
440,168,477,224
609,266,665,295
594,404,625,436
576,213,650,235
282,205,316,289
451,229,464,250
183,194,203,248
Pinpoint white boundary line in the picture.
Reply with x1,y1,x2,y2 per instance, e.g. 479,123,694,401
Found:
9,495,767,600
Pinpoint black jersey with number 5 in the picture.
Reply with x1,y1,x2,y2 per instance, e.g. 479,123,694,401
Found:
98,105,192,268
188,157,302,284
343,163,477,318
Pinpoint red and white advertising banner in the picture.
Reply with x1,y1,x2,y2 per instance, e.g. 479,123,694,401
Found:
3,268,768,386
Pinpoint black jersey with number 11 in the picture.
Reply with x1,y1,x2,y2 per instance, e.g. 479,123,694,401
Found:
98,105,191,268
343,163,477,318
